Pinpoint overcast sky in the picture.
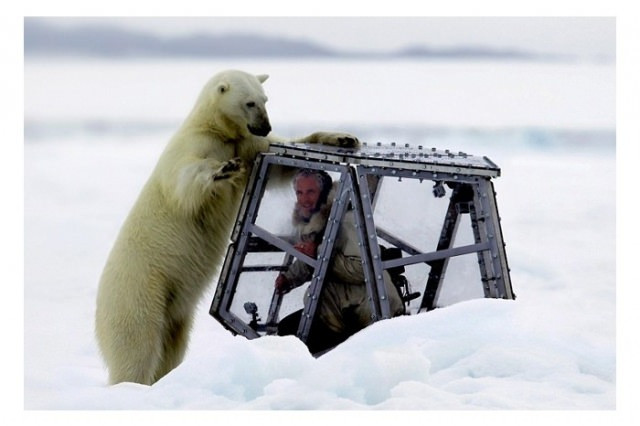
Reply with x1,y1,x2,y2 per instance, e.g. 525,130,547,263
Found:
41,16,615,60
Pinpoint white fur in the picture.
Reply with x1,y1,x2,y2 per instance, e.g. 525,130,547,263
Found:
95,69,358,385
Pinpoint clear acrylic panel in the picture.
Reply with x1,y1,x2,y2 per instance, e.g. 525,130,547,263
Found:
373,176,451,252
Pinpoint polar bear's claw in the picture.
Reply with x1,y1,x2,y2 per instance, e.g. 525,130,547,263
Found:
213,158,244,181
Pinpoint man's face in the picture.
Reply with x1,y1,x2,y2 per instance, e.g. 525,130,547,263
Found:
295,175,322,219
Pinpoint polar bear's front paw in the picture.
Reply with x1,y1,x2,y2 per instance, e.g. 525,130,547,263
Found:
212,158,246,181
303,131,360,148
333,134,360,148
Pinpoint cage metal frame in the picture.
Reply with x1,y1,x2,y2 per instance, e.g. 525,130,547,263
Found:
210,142,514,345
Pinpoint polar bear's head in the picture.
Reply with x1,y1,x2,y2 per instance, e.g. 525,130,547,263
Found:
196,70,272,138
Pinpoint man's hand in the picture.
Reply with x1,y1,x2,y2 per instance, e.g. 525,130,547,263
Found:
275,274,292,294
294,241,318,258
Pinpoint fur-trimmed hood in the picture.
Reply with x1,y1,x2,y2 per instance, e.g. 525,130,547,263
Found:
291,182,338,243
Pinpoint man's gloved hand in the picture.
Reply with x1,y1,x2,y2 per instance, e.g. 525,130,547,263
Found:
275,274,293,294
294,241,318,258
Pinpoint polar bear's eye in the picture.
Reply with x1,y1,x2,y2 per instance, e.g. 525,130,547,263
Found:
246,101,256,108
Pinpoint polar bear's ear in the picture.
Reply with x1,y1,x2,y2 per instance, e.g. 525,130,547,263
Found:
217,82,230,94
256,74,269,83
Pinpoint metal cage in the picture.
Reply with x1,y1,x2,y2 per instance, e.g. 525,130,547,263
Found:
210,142,514,349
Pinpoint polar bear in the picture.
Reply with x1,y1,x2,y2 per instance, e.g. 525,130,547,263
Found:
95,69,358,385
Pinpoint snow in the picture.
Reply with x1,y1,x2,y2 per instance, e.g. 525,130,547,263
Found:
20,58,624,420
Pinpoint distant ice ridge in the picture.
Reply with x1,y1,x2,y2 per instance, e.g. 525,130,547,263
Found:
24,119,615,155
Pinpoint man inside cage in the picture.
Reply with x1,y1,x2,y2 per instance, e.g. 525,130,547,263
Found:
274,168,404,354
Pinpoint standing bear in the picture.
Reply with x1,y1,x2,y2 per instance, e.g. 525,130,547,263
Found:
95,69,359,385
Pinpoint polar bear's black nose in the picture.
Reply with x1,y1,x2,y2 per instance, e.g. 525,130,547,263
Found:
248,121,271,137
